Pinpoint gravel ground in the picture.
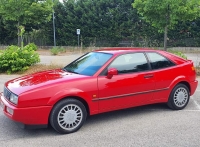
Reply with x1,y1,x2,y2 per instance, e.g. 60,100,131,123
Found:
39,53,83,66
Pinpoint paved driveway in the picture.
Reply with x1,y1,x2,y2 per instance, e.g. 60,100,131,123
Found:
0,53,200,147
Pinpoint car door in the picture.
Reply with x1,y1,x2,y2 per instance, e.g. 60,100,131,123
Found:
97,52,156,112
145,52,178,101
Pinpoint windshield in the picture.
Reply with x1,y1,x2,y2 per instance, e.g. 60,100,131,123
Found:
63,52,113,76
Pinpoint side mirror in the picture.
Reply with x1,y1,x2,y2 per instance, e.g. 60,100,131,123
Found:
107,68,118,79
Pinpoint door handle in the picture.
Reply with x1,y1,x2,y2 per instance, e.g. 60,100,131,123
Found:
144,74,154,79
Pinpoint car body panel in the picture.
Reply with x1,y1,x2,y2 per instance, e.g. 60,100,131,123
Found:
0,48,198,127
5,69,89,95
1,92,51,124
97,70,155,112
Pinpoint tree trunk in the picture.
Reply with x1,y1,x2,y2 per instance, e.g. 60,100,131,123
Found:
164,26,168,51
17,21,20,46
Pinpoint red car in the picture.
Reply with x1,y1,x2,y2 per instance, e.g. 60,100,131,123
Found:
0,48,198,134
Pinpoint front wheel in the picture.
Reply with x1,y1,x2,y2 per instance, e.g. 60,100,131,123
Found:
167,84,190,110
50,98,87,134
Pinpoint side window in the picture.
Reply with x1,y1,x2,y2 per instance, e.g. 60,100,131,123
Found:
108,53,149,74
147,52,175,70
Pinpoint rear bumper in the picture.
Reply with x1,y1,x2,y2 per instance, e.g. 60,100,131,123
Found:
0,92,52,126
190,80,198,96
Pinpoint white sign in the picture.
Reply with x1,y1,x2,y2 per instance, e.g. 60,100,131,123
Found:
77,29,80,35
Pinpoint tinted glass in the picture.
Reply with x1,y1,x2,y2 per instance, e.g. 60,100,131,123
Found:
147,52,175,70
108,53,149,74
64,52,112,76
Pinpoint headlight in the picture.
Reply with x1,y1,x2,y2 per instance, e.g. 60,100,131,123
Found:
10,93,18,105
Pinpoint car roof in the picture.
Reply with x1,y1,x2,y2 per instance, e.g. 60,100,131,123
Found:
94,47,187,64
94,47,163,55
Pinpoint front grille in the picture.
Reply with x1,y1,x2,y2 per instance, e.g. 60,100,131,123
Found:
3,87,11,100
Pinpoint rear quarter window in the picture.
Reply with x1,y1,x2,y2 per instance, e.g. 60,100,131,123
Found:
146,52,175,70
163,51,187,65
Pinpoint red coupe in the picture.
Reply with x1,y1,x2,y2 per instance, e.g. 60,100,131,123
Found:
0,48,198,134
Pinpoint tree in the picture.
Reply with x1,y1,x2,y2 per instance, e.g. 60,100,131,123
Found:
48,0,143,47
0,0,53,46
132,0,200,50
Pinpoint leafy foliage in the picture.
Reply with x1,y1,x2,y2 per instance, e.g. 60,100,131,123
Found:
47,0,139,46
1,0,200,47
132,0,200,31
0,43,40,74
0,0,53,24
132,0,200,49
50,46,66,55
50,46,60,55
24,43,38,51
168,50,187,59
0,0,53,45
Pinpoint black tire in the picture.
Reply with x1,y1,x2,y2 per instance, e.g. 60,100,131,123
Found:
167,84,190,110
50,98,87,134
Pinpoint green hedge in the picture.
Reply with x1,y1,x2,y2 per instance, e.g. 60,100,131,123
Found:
0,43,40,74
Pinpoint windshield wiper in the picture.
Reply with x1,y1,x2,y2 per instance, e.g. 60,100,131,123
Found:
62,68,79,74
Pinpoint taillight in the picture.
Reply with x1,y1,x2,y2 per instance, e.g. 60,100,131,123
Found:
191,66,195,71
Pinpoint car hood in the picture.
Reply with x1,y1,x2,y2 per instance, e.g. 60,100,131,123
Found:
5,69,88,95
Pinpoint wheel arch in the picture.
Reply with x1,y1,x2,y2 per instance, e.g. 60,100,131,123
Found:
47,88,95,117
169,76,191,94
67,96,90,116
49,95,90,118
169,80,191,96
177,81,191,94
167,81,191,110
49,97,88,134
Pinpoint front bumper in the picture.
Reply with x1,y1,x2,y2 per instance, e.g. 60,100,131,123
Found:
0,92,52,127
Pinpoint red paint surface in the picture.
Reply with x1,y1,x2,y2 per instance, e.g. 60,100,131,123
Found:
0,48,198,126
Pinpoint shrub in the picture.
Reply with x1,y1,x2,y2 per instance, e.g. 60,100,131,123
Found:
168,50,187,59
0,44,40,74
24,43,38,51
59,47,66,53
50,47,60,55
50,46,66,55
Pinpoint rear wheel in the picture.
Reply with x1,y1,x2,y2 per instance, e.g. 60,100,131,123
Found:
167,84,190,110
50,98,87,134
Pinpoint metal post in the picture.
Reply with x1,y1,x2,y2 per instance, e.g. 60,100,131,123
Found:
52,1,56,47
78,34,79,48
77,29,80,48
